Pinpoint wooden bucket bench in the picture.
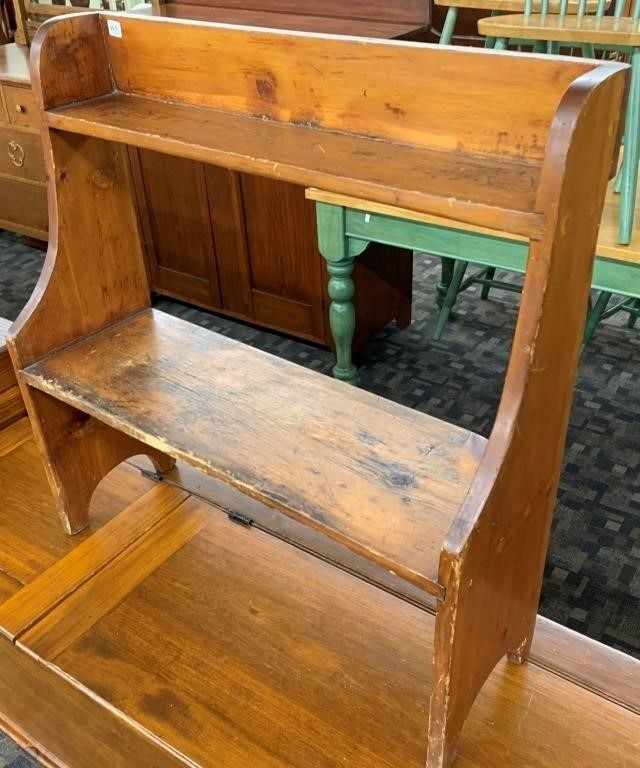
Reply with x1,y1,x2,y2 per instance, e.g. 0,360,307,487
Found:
6,13,627,767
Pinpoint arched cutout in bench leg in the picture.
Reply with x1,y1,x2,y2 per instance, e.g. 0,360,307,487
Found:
25,388,174,534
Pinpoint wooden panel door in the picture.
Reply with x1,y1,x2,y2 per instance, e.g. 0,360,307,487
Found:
130,148,222,310
238,174,326,343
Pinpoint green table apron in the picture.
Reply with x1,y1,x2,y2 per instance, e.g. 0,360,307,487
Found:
314,201,640,384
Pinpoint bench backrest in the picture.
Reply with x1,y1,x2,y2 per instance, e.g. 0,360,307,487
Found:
34,14,595,163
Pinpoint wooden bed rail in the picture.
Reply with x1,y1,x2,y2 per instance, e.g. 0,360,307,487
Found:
6,13,627,767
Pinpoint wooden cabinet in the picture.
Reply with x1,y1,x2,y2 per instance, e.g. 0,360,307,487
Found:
0,44,47,240
131,148,413,349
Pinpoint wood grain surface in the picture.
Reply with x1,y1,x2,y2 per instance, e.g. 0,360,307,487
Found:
1,433,639,767
13,494,640,768
22,308,486,596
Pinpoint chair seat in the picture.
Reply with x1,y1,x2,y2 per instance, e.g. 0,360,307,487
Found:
437,0,605,11
478,13,640,46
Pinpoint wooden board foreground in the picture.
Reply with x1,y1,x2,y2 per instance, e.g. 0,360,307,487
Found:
0,425,638,768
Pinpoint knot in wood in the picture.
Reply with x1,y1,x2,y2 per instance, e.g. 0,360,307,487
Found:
90,166,116,189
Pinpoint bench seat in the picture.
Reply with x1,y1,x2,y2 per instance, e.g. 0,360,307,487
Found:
21,308,486,597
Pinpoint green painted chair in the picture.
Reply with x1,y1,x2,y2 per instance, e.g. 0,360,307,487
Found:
435,0,607,45
432,0,638,343
479,0,640,245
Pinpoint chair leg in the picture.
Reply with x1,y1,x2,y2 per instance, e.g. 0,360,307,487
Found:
480,267,496,300
436,257,455,309
583,290,611,349
433,261,468,341
439,7,458,46
618,49,640,245
627,298,640,328
493,37,508,51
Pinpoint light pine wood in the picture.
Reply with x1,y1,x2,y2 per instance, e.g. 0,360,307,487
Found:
479,13,640,45
9,13,628,767
0,484,189,641
1,435,639,768
0,437,156,603
436,0,605,9
44,93,545,238
0,416,31,459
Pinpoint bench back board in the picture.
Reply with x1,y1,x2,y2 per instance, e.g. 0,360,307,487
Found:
36,14,595,163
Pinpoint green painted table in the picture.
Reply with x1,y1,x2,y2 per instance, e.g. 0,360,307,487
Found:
307,187,640,384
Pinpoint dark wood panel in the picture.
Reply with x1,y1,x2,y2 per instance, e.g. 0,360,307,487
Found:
0,124,45,182
204,164,254,316
161,5,427,37
160,0,430,24
132,148,222,309
0,175,47,238
240,173,326,340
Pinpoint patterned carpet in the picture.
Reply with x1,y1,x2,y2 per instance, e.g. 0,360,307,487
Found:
0,228,638,761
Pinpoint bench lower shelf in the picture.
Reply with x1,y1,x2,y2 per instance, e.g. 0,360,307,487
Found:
0,430,639,768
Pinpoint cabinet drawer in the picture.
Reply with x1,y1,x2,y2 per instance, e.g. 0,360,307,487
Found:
0,126,45,182
0,176,48,237
3,85,40,130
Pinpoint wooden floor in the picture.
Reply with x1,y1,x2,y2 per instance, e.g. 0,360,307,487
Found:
1,418,639,768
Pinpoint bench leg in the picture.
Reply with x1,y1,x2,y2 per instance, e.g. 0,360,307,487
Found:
23,387,174,534
426,575,534,768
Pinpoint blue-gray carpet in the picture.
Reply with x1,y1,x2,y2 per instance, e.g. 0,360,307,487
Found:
0,228,638,763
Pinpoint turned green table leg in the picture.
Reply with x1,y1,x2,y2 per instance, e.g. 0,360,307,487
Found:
315,202,368,384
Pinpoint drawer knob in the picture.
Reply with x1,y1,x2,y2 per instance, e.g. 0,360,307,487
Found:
7,140,25,168
14,104,25,114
